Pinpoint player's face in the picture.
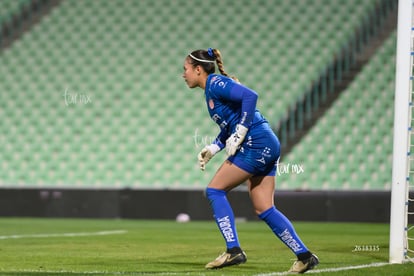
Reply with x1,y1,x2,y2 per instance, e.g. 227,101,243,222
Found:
182,59,201,89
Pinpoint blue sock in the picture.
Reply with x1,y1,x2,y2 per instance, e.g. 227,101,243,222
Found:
205,187,240,250
258,206,309,255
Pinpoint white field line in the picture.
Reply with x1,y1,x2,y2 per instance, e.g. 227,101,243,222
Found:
0,262,393,275
254,262,390,276
0,230,127,240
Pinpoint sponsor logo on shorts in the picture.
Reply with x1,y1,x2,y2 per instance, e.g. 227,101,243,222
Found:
255,147,272,165
256,157,266,164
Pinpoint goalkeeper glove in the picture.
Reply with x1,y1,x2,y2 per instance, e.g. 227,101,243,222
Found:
226,124,248,156
198,144,221,171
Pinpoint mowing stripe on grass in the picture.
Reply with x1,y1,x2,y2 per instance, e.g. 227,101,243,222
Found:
0,269,132,275
0,270,193,275
0,230,127,240
254,262,390,275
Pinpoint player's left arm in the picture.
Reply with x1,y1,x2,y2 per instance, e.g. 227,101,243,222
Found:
225,83,258,155
211,78,258,127
228,82,258,127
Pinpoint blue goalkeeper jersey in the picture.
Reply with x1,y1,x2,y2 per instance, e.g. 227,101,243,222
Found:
205,74,270,148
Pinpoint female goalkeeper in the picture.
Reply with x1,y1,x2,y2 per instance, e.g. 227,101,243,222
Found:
182,48,318,273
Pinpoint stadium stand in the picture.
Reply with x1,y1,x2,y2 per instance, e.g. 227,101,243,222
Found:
0,0,396,190
0,0,30,26
0,0,59,48
278,32,396,190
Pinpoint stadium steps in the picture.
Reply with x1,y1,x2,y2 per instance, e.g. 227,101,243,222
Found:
0,0,31,26
0,0,62,49
277,0,398,154
278,31,396,190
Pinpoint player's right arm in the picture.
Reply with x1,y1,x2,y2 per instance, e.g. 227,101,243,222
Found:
197,129,227,171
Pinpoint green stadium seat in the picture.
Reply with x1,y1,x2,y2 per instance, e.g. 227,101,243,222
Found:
0,0,393,190
282,31,396,190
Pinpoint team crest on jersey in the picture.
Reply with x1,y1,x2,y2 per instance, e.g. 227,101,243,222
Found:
209,98,214,109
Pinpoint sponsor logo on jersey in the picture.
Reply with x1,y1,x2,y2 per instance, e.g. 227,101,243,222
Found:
209,98,214,109
212,113,221,123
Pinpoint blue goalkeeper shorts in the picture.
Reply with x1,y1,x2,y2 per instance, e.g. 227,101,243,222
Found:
227,123,280,176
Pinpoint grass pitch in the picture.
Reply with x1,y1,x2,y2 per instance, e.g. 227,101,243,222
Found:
0,218,413,275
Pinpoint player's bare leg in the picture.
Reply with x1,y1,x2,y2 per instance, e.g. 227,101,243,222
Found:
248,175,275,215
208,160,252,191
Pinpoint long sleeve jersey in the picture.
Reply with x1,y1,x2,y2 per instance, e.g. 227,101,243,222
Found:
204,74,269,149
